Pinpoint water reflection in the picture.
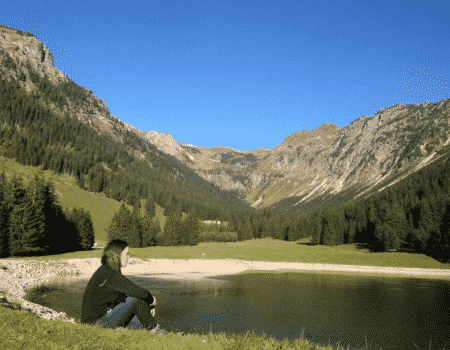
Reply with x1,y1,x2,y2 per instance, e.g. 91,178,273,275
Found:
64,271,450,350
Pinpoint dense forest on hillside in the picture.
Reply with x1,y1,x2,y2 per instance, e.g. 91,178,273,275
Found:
0,32,449,264
0,68,257,224
277,155,450,263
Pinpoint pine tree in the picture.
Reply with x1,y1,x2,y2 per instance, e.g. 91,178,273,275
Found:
346,221,356,244
70,208,95,251
257,223,264,239
416,198,433,251
321,209,335,246
412,226,428,252
367,201,380,248
128,202,143,248
20,187,47,256
0,171,11,258
145,192,156,219
77,174,86,190
310,214,322,245
374,199,407,251
172,208,184,246
152,216,162,245
227,214,239,236
334,209,346,245
284,225,290,241
141,212,156,247
437,200,450,262
21,170,50,254
34,179,71,255
163,195,176,217
64,207,82,252
162,211,178,246
106,203,132,244
181,206,200,246
242,220,251,241
5,174,29,256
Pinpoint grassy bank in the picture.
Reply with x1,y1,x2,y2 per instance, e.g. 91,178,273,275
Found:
1,237,449,350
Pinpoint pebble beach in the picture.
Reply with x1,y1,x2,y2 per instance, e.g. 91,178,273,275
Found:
1,257,449,326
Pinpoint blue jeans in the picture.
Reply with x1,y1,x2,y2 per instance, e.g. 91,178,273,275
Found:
91,296,157,331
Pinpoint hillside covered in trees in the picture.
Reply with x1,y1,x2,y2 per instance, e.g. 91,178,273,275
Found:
0,25,449,264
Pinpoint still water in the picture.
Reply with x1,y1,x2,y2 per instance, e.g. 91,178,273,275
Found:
65,271,450,350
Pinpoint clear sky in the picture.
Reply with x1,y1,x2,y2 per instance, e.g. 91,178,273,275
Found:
2,0,449,151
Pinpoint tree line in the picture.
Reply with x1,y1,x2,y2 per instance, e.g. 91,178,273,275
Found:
105,198,203,248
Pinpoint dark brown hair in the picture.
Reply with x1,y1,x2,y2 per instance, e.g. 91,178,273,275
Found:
101,239,128,274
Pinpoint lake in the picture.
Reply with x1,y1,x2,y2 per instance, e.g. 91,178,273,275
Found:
62,271,450,350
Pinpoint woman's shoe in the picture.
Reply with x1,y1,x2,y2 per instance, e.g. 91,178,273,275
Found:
148,324,167,335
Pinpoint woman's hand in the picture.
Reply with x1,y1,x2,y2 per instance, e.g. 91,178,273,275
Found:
149,297,156,317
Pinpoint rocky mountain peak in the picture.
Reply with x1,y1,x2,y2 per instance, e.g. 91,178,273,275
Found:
0,24,63,92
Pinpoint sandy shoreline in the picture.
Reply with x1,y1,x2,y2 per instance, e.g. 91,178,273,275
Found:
56,257,450,281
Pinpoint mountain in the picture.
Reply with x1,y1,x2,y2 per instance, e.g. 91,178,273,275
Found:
0,24,254,224
1,22,450,230
141,102,450,218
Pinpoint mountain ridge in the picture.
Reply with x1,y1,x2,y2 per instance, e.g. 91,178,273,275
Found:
2,23,450,220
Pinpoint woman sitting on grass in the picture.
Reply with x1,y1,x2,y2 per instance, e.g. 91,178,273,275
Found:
80,239,167,335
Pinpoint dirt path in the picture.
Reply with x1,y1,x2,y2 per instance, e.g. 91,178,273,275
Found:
59,257,450,281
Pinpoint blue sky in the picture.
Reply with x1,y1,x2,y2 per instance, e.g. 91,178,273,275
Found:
2,0,449,151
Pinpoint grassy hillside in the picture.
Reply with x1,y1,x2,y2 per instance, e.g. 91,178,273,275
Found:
0,155,195,248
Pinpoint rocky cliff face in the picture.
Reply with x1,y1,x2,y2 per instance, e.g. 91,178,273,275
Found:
0,25,60,89
2,24,450,217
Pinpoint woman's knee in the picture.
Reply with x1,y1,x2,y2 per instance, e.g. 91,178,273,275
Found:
126,297,148,310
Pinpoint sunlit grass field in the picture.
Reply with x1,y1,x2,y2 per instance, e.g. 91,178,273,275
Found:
3,235,450,270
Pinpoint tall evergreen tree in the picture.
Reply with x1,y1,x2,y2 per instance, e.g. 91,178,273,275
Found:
257,223,264,239
321,209,335,246
141,212,156,247
0,171,11,258
19,172,49,256
69,207,95,251
63,207,83,252
412,226,428,253
172,207,185,246
366,200,380,248
334,209,346,245
145,192,156,219
163,195,176,217
106,203,132,244
128,202,143,248
152,216,162,245
182,205,200,246
310,213,322,245
5,174,30,256
284,225,290,241
374,199,407,251
416,198,433,252
162,211,178,246
35,179,71,255
437,200,450,262
243,220,253,241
